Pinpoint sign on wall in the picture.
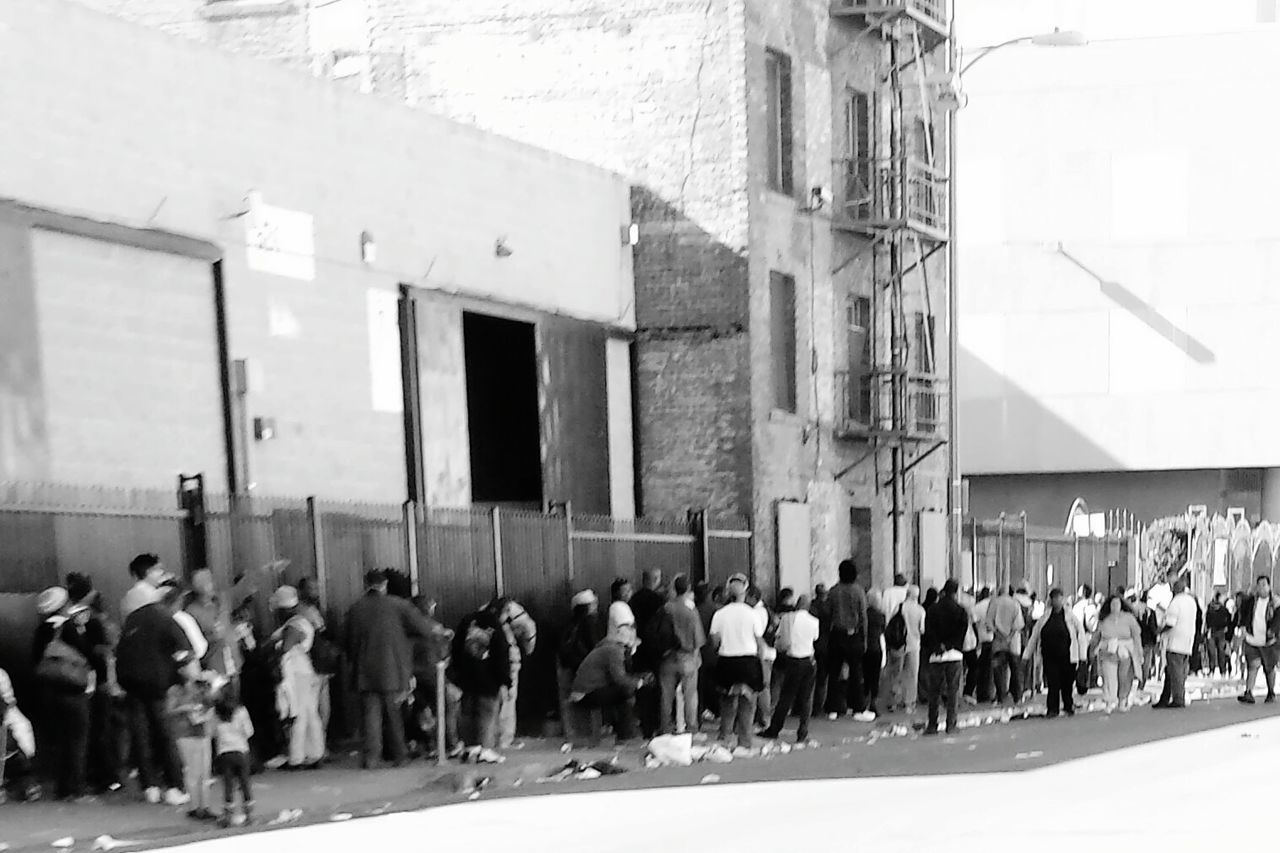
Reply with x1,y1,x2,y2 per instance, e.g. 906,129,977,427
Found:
245,191,315,281
777,501,811,596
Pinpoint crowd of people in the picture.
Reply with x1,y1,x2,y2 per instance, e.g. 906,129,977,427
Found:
3,551,1278,826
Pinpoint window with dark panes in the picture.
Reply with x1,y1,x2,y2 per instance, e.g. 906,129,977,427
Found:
847,296,872,423
914,311,936,374
771,271,798,413
765,50,794,194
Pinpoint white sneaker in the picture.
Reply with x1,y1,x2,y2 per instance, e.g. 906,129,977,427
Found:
144,787,161,804
163,788,190,806
853,711,877,723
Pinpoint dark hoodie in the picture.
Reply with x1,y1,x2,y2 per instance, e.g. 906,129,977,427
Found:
448,609,511,697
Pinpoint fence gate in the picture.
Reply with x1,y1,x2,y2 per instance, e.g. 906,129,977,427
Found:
967,515,1134,597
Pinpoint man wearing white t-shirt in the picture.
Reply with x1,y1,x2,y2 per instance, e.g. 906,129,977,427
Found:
1154,577,1197,709
709,574,764,752
761,594,821,743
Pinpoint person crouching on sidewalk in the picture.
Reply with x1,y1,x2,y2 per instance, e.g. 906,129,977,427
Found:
570,617,648,744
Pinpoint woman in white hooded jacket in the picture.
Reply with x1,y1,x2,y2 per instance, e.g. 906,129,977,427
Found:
1023,588,1088,718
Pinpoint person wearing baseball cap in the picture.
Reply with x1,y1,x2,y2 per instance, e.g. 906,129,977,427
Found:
270,585,325,769
31,585,97,802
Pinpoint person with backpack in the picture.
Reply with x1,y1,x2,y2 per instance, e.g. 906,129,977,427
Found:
557,590,601,741
31,586,96,803
750,585,780,728
658,574,705,735
449,606,511,763
882,587,910,710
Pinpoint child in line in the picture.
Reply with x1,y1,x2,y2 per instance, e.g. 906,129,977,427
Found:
213,689,255,828
167,665,215,821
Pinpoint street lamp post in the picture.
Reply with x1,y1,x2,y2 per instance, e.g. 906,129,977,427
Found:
945,27,1087,581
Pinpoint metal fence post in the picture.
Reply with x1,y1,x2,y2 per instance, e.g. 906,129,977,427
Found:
997,513,1006,590
1020,511,1028,591
563,501,575,584
307,496,328,612
403,500,421,596
694,509,710,585
492,505,505,597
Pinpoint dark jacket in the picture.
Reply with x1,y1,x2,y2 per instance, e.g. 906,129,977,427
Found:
1205,601,1231,632
448,609,511,697
571,640,635,697
866,606,886,650
828,582,868,636
1238,594,1280,645
922,595,969,659
557,615,601,672
117,603,193,701
630,587,666,671
345,591,430,694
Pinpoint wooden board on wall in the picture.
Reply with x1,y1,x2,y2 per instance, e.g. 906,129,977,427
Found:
538,316,610,515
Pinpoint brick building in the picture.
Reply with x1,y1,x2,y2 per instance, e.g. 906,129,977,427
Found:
67,0,954,591
0,0,636,517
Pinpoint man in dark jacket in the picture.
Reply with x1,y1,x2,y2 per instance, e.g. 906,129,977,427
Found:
1205,591,1232,677
629,569,666,737
824,560,870,720
658,574,706,735
922,579,969,735
344,569,430,768
570,619,646,743
1237,576,1280,704
449,606,511,759
116,586,194,804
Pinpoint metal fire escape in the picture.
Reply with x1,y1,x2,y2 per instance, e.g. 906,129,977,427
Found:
830,1,952,578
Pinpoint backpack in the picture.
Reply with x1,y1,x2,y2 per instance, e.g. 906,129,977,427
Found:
36,624,92,693
885,606,908,651
309,633,341,676
762,607,781,648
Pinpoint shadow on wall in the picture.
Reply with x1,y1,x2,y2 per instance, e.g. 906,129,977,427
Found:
628,186,753,521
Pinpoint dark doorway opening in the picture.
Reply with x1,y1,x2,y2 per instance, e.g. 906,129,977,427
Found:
463,311,543,506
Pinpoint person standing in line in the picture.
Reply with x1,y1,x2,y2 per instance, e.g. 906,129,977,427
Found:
1154,576,1198,710
345,569,430,768
487,596,537,749
696,584,722,721
557,590,600,741
761,593,820,743
1237,575,1280,704
121,553,172,622
1230,591,1246,680
1024,588,1087,719
186,569,241,681
1131,592,1160,691
861,589,886,717
880,575,909,708
749,585,779,728
167,665,215,821
957,587,980,706
658,574,705,736
984,585,1025,706
1205,591,1232,677
971,587,994,704
31,587,96,803
65,573,121,794
1072,584,1100,693
1095,594,1142,713
268,586,324,769
709,574,764,754
809,584,832,718
629,570,665,739
824,560,873,722
921,580,968,735
608,578,636,636
117,585,194,806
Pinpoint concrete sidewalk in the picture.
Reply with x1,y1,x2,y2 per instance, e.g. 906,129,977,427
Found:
0,673,1252,853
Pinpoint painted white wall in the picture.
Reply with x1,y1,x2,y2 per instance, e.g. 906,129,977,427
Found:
605,338,636,519
958,1,1280,474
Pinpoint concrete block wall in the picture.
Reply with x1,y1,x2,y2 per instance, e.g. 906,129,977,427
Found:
2,0,633,504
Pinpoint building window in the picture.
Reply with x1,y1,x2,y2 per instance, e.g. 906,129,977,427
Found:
771,271,798,413
765,50,794,195
914,311,936,374
908,117,936,165
847,295,872,423
844,89,874,214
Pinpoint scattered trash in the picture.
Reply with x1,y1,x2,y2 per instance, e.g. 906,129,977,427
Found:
52,841,74,850
703,744,734,764
1241,733,1259,739
967,744,977,751
467,792,481,801
268,809,303,826
647,733,694,767
369,803,392,815
576,767,602,781
1014,751,1044,760
512,779,523,788
699,774,721,785
91,837,142,852
560,744,572,754
330,813,353,822
1,843,11,852
538,760,627,783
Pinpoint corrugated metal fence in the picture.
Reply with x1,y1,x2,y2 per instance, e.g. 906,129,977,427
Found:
0,482,753,639
965,515,1135,597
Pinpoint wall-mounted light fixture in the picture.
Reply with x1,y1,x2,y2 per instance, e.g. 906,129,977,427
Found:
495,237,513,258
253,416,277,442
360,230,377,264
621,223,640,247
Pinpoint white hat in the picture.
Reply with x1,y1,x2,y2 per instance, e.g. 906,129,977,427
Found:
571,589,597,607
36,586,69,616
270,585,299,610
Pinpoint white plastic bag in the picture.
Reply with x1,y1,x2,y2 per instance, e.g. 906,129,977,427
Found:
647,733,693,767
